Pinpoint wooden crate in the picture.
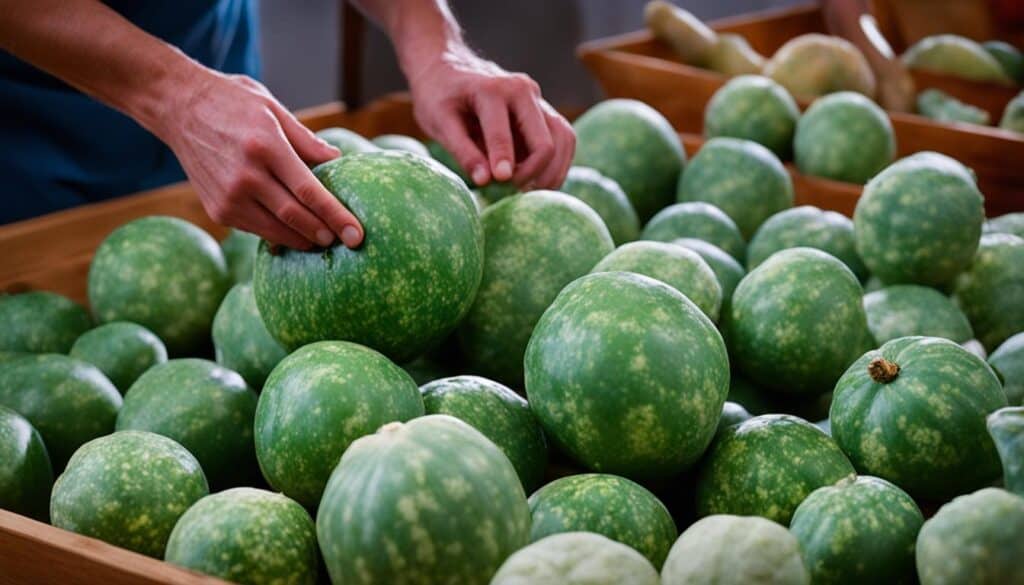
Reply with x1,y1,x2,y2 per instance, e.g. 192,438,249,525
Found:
577,3,1024,217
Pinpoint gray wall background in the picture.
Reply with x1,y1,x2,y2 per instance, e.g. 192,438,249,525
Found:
259,0,802,110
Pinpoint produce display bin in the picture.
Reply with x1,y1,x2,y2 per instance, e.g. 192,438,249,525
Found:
577,3,1024,216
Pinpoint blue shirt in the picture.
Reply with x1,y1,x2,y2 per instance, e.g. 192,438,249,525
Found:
0,0,260,224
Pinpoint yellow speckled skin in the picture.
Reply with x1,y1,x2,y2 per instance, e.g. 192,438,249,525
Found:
704,75,800,159
952,233,1024,351
0,291,92,354
491,532,659,585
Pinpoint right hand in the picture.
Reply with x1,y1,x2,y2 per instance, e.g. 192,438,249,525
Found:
158,70,364,251
876,59,916,113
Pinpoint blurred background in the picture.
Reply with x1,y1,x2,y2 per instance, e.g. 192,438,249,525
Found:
260,0,802,110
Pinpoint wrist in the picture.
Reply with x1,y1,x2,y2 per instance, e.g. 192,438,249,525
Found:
122,47,208,140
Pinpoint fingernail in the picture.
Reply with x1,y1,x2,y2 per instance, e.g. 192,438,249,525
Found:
472,165,489,186
341,225,361,248
316,229,334,247
495,160,512,180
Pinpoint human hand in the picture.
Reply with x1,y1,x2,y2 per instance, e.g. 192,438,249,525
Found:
876,59,916,113
157,69,364,250
407,50,575,190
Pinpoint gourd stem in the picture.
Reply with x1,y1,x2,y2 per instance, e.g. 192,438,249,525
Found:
868,356,900,383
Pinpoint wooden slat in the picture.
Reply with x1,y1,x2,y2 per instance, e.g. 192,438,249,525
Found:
0,509,229,585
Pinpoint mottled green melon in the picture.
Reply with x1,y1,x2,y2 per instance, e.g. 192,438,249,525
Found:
0,354,121,469
420,375,547,492
661,515,810,585
795,92,895,185
115,358,257,488
985,212,1024,239
426,140,519,202
983,40,1024,82
221,228,260,283
988,407,1024,495
50,431,208,558
718,401,752,432
0,405,53,520
855,152,984,286
560,166,640,245
573,99,686,220
88,216,230,356
903,35,1014,84
725,247,871,395
254,152,484,363
864,285,974,345
317,415,530,585
491,532,659,585
526,272,728,479
726,373,772,415
916,488,1024,585
371,133,430,157
696,414,854,524
458,191,613,387
315,127,379,154
677,137,794,239
916,89,991,126
212,283,286,390
830,336,1006,501
0,291,92,355
165,487,318,585
671,238,746,313
990,332,1024,405
255,341,423,507
952,233,1024,350
642,202,746,261
765,33,877,99
790,476,923,585
592,241,722,321
747,206,867,280
528,473,677,567
704,75,800,159
69,322,167,392
1001,91,1024,132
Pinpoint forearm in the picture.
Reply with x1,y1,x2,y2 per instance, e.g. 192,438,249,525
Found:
349,0,468,81
0,0,202,137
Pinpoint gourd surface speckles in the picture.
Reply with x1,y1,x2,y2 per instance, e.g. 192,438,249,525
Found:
989,332,1024,405
69,321,167,392
0,405,53,521
952,233,1024,351
695,414,855,525
704,74,800,159
0,291,92,354
458,190,614,387
747,205,866,280
87,215,229,356
794,91,895,185
560,165,640,245
212,283,287,390
316,415,530,585
863,285,973,345
50,430,208,558
672,238,746,314
830,336,1006,501
491,532,659,585
525,271,728,480
642,202,746,261
254,151,484,363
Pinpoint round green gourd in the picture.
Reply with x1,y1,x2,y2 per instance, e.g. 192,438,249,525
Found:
164,487,318,585
903,35,1015,84
212,283,286,390
527,473,677,568
0,405,53,520
69,321,167,392
0,354,121,469
671,238,746,312
795,92,895,184
990,332,1024,405
661,515,810,585
724,247,872,395
420,375,547,492
854,151,984,286
984,212,1024,239
315,127,379,153
863,285,974,345
316,415,530,585
254,152,484,363
915,488,1024,585
830,336,1006,501
572,99,686,221
704,75,800,159
676,137,794,239
526,272,729,479
952,233,1024,351
371,133,430,157
116,358,258,489
747,205,867,280
220,228,260,283
642,202,746,261
88,216,229,356
50,430,208,558
255,341,423,507
0,291,92,354
491,532,659,585
591,241,722,322
789,475,923,585
560,166,640,245
457,190,613,387
987,407,1024,496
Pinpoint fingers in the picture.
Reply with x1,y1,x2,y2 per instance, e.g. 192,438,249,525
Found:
271,102,340,165
474,94,515,182
534,101,576,189
509,94,555,188
433,108,491,186
230,199,314,251
253,174,345,249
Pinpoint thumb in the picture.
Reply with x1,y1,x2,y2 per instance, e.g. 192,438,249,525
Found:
271,103,340,165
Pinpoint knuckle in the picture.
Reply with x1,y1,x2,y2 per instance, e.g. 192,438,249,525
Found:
293,182,323,205
226,171,258,198
241,135,269,160
276,203,306,229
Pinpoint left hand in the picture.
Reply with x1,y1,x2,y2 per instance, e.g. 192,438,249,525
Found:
407,50,575,190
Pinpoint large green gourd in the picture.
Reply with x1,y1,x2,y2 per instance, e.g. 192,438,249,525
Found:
746,206,867,281
560,166,640,245
704,75,800,159
211,283,287,390
642,202,746,261
794,92,895,185
0,291,92,354
0,405,53,520
952,233,1024,351
69,321,167,392
491,532,659,585
863,285,974,345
